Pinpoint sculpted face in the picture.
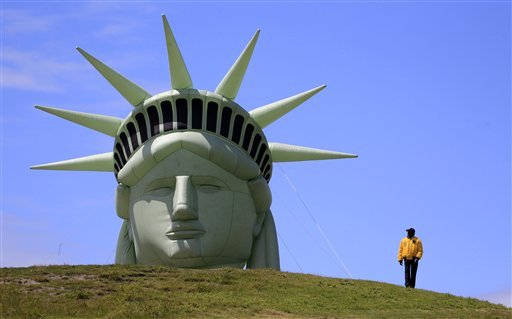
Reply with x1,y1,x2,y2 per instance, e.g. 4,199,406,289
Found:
127,149,259,268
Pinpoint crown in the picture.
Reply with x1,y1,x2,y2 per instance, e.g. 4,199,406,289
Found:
113,89,273,182
31,15,357,181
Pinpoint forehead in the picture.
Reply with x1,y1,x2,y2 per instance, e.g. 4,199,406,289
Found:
118,131,262,186
131,149,249,192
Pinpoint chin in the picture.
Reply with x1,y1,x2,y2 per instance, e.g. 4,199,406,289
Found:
163,254,247,269
165,240,250,268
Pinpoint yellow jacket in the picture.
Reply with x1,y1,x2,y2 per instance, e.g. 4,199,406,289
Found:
397,236,423,261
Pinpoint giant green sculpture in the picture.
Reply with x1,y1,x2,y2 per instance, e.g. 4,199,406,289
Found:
32,16,357,269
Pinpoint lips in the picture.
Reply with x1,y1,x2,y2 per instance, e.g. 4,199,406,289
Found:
166,221,205,240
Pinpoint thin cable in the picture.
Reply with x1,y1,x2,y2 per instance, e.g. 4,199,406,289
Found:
277,163,353,279
315,224,353,278
274,194,341,268
277,233,303,272
106,247,116,264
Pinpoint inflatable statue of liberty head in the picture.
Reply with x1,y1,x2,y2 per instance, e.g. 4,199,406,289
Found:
32,16,357,269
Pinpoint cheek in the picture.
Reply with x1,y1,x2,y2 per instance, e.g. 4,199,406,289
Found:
130,198,172,249
197,191,234,256
198,191,233,231
199,191,257,261
220,192,257,257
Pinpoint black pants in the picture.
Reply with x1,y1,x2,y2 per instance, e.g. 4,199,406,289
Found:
404,259,418,288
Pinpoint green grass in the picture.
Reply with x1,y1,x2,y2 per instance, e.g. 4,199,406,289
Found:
1,265,509,318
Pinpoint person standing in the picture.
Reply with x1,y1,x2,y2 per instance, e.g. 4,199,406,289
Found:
397,228,423,288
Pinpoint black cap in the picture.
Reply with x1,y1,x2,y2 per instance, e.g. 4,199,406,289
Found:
406,228,415,232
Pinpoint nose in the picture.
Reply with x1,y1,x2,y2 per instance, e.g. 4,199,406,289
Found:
171,176,198,221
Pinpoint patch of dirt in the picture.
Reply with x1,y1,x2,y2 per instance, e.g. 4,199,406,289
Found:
32,286,66,296
0,278,40,285
0,273,98,285
254,310,307,318
44,273,98,281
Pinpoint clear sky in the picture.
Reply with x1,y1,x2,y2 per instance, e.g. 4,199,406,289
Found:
1,0,510,307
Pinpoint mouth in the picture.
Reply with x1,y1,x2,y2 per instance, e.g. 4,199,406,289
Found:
166,221,205,240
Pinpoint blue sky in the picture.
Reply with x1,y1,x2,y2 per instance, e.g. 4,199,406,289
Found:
1,0,510,307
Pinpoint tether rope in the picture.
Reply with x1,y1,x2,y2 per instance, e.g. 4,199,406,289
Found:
274,194,341,269
277,233,303,272
277,163,353,279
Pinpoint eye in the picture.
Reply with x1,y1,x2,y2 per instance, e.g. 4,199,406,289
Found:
197,184,221,193
191,176,228,191
147,187,174,196
145,178,176,195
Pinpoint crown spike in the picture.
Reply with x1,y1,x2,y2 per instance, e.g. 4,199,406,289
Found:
250,85,326,128
35,105,122,137
76,47,151,107
31,152,115,172
162,15,193,90
269,142,357,162
215,29,260,100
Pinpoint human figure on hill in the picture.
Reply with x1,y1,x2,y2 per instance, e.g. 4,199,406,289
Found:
397,228,423,288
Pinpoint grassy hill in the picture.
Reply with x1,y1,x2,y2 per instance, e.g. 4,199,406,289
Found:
1,265,509,318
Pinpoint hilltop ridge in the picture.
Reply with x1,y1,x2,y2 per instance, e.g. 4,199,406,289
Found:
1,265,510,318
